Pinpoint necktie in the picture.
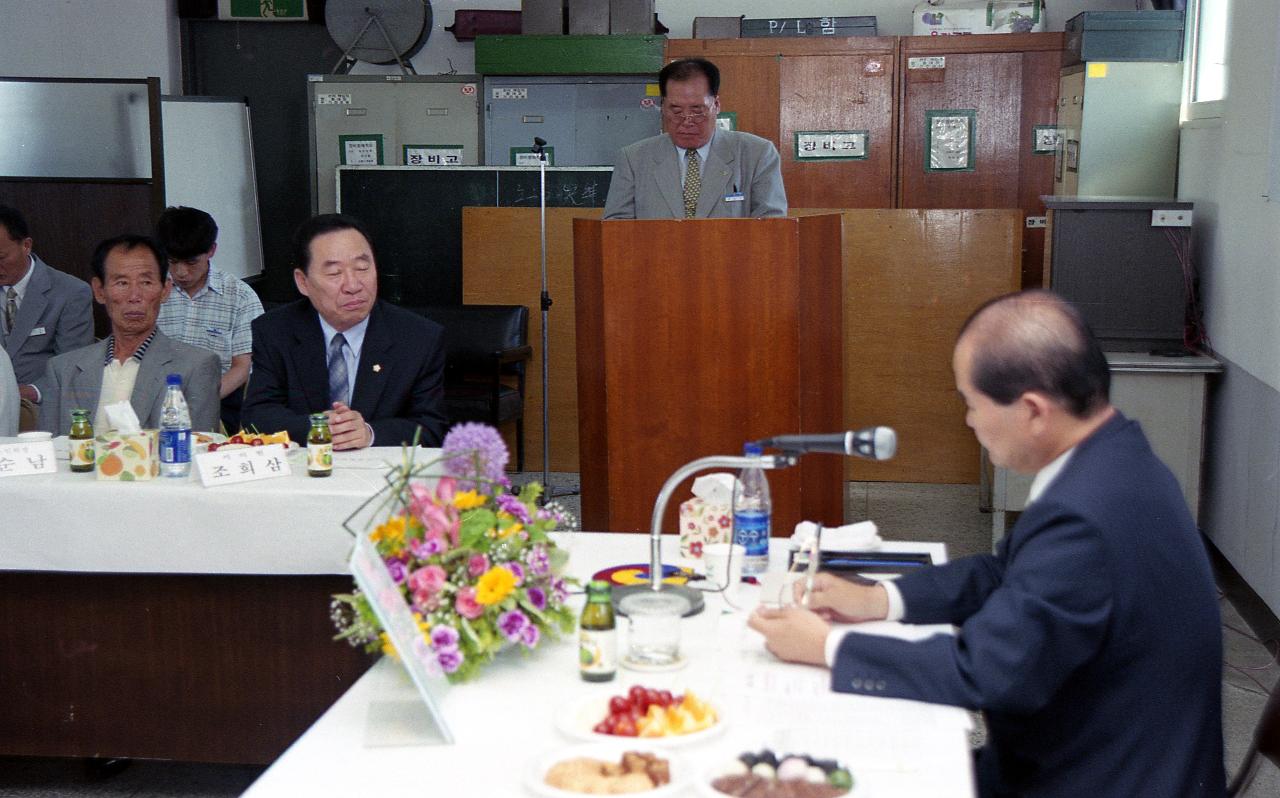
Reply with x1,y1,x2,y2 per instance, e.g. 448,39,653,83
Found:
683,150,701,218
4,287,15,336
328,332,349,406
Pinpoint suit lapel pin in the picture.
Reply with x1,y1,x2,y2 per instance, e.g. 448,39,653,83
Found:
373,364,382,373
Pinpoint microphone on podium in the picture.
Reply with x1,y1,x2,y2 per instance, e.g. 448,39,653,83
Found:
756,427,897,461
531,137,547,158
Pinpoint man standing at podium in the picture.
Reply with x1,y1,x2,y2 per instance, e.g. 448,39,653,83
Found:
603,58,787,220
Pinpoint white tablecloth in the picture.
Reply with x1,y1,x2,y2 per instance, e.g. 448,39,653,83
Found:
243,534,975,798
0,444,441,575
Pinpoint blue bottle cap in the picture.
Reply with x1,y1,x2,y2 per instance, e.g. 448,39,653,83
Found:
743,442,763,456
166,373,182,386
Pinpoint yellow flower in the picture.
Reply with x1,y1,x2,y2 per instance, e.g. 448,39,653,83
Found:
380,632,399,660
475,565,517,605
371,515,407,545
453,490,487,510
414,613,431,637
498,522,523,539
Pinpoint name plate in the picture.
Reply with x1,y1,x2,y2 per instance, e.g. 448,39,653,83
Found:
195,444,291,487
0,441,57,477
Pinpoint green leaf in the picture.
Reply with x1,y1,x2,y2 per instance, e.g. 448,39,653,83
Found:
459,509,496,548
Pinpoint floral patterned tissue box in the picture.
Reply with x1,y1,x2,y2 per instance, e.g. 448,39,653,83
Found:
94,431,158,481
679,497,733,559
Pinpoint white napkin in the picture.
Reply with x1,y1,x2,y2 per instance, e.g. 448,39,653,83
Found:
103,400,142,433
791,520,882,552
692,473,739,505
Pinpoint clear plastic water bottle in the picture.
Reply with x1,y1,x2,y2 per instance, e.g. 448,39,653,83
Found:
159,373,192,478
733,442,771,576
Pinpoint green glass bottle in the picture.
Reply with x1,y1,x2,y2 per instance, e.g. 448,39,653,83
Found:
69,409,95,473
579,580,617,682
307,413,333,477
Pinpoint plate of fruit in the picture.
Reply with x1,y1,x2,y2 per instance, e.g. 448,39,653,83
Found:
556,684,724,747
526,743,688,797
698,748,855,797
203,430,296,453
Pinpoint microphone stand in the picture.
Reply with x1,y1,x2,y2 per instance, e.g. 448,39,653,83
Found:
612,452,798,618
530,137,576,500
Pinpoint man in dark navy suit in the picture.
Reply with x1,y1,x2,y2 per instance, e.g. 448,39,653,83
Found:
750,290,1225,797
241,214,447,448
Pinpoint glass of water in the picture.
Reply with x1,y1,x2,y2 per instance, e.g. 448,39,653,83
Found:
618,590,688,668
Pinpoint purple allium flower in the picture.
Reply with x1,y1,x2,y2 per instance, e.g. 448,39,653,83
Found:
504,561,525,585
520,623,540,649
430,624,460,651
437,648,463,673
552,578,569,604
526,544,551,577
526,586,547,611
498,609,529,642
385,558,408,585
441,423,509,490
496,493,532,524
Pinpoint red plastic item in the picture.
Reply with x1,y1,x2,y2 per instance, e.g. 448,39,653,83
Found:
445,10,522,41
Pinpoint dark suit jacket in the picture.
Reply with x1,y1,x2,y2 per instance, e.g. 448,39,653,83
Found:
831,413,1224,797
241,299,448,446
4,254,94,385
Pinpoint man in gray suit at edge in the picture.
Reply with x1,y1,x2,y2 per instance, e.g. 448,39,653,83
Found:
603,58,788,220
0,204,94,405
35,234,221,436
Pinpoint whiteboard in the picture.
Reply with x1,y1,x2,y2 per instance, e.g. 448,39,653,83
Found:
161,97,264,279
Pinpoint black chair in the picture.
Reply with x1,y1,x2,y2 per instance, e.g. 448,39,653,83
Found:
1228,684,1280,795
412,304,532,470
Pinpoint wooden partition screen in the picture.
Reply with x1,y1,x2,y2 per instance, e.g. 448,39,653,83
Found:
462,208,1021,486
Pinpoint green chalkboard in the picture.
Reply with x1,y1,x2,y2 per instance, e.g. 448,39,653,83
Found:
338,166,612,307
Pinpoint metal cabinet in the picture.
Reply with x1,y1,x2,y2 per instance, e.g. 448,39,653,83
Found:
988,353,1222,547
308,75,483,214
483,75,660,166
1054,62,1182,198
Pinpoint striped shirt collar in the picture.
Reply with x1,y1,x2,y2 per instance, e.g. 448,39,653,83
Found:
104,328,158,365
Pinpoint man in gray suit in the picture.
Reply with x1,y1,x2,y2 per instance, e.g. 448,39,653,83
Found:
0,205,94,405
603,58,787,220
36,235,220,436
0,349,17,437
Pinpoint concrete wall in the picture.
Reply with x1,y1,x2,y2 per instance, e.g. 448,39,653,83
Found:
1178,0,1280,616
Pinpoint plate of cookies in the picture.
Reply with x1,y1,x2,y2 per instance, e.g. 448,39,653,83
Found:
526,743,689,797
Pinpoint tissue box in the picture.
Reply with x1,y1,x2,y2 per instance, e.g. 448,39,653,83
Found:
678,498,733,559
95,430,158,481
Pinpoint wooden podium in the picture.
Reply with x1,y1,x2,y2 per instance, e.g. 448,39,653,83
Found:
573,215,844,534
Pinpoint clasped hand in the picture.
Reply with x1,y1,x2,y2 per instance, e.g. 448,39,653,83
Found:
327,401,371,450
746,573,889,667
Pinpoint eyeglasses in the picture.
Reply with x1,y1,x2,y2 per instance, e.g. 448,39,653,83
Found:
662,105,711,121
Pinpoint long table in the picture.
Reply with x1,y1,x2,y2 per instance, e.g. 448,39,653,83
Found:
0,444,436,763
243,534,976,797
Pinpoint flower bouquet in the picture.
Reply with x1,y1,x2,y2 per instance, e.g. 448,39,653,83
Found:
331,423,577,682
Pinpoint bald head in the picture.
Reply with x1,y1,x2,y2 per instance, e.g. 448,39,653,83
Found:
959,290,1110,419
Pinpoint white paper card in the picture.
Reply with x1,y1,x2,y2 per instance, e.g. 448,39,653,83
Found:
0,441,57,477
350,532,454,744
195,444,291,487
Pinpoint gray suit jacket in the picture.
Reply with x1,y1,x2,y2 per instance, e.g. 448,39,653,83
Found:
3,254,94,385
603,129,787,220
0,348,17,436
35,331,222,436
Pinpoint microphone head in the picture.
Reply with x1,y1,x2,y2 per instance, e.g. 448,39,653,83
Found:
871,426,896,460
533,137,547,147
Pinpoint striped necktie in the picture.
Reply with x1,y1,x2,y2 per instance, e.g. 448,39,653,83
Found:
683,150,701,218
328,332,349,405
3,287,15,336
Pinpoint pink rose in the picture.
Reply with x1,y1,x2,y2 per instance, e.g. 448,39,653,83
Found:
408,564,447,595
412,589,441,612
455,586,484,619
468,553,490,578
